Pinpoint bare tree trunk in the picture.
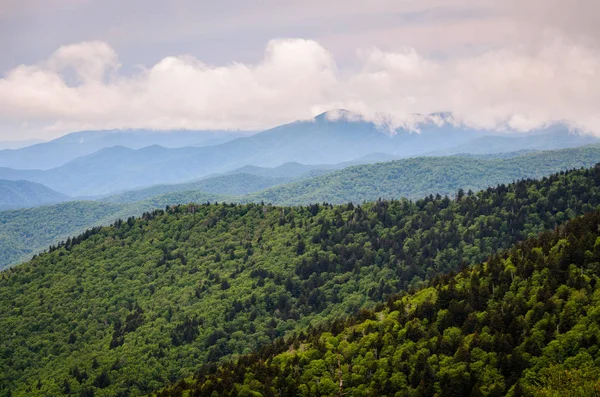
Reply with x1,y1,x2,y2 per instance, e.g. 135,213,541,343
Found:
338,354,343,397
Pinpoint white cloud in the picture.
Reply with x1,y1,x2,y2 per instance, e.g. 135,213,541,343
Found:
1,37,600,137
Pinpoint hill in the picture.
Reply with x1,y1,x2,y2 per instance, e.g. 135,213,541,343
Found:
2,166,600,396
218,162,338,179
2,145,600,269
249,145,600,205
0,129,248,170
0,180,69,210
103,155,407,204
0,191,231,269
155,210,600,396
103,173,289,203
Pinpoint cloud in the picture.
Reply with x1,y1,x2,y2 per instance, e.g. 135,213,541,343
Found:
1,37,600,137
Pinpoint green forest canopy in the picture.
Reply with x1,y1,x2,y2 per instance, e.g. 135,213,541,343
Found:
2,166,600,396
155,210,600,396
3,146,600,271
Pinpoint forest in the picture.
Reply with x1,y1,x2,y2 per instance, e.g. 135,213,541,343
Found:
2,165,600,396
154,209,600,396
2,145,600,270
247,146,600,205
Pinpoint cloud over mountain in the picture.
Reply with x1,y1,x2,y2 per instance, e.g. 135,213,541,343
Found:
1,35,600,137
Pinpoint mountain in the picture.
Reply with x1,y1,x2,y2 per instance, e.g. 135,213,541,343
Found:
430,124,599,156
0,190,231,269
219,162,338,179
0,139,46,150
1,112,590,197
0,180,69,210
1,165,600,396
248,145,600,205
0,129,250,170
102,155,406,205
2,145,600,269
103,173,290,203
154,210,600,396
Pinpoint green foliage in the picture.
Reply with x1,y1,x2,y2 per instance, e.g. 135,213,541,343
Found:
0,191,230,269
2,166,600,396
153,211,600,396
2,146,600,270
104,173,289,203
248,145,600,205
0,179,68,210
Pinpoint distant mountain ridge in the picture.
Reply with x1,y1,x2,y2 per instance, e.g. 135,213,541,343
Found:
246,144,600,205
428,124,599,156
103,173,289,203
0,112,595,197
0,129,251,170
0,139,46,150
0,180,69,210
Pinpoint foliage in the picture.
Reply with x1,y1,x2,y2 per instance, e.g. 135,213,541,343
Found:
3,147,600,270
0,179,68,210
104,173,289,203
248,145,600,205
2,166,600,396
0,191,229,269
153,211,600,396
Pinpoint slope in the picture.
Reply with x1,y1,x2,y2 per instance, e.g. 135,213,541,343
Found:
0,179,69,210
103,173,289,203
249,145,600,205
103,155,403,205
157,210,600,396
0,190,231,269
2,165,600,396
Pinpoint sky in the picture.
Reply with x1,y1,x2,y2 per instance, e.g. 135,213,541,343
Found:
0,0,599,140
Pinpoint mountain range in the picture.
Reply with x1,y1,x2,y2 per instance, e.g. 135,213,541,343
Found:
0,129,251,170
3,109,600,397
0,111,596,197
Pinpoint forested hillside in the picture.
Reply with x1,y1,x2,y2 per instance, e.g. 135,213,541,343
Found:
0,191,230,269
155,210,600,396
104,173,289,203
2,146,600,270
0,179,68,210
249,145,600,204
2,166,600,396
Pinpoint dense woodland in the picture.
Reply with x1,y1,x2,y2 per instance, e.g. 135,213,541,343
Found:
2,166,600,396
0,192,229,269
3,146,600,270
104,174,288,204
155,210,600,396
248,145,600,205
0,179,68,211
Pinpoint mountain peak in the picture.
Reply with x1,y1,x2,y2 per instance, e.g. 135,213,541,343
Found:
314,109,364,123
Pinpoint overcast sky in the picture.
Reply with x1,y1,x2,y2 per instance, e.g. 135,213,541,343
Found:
0,0,599,139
